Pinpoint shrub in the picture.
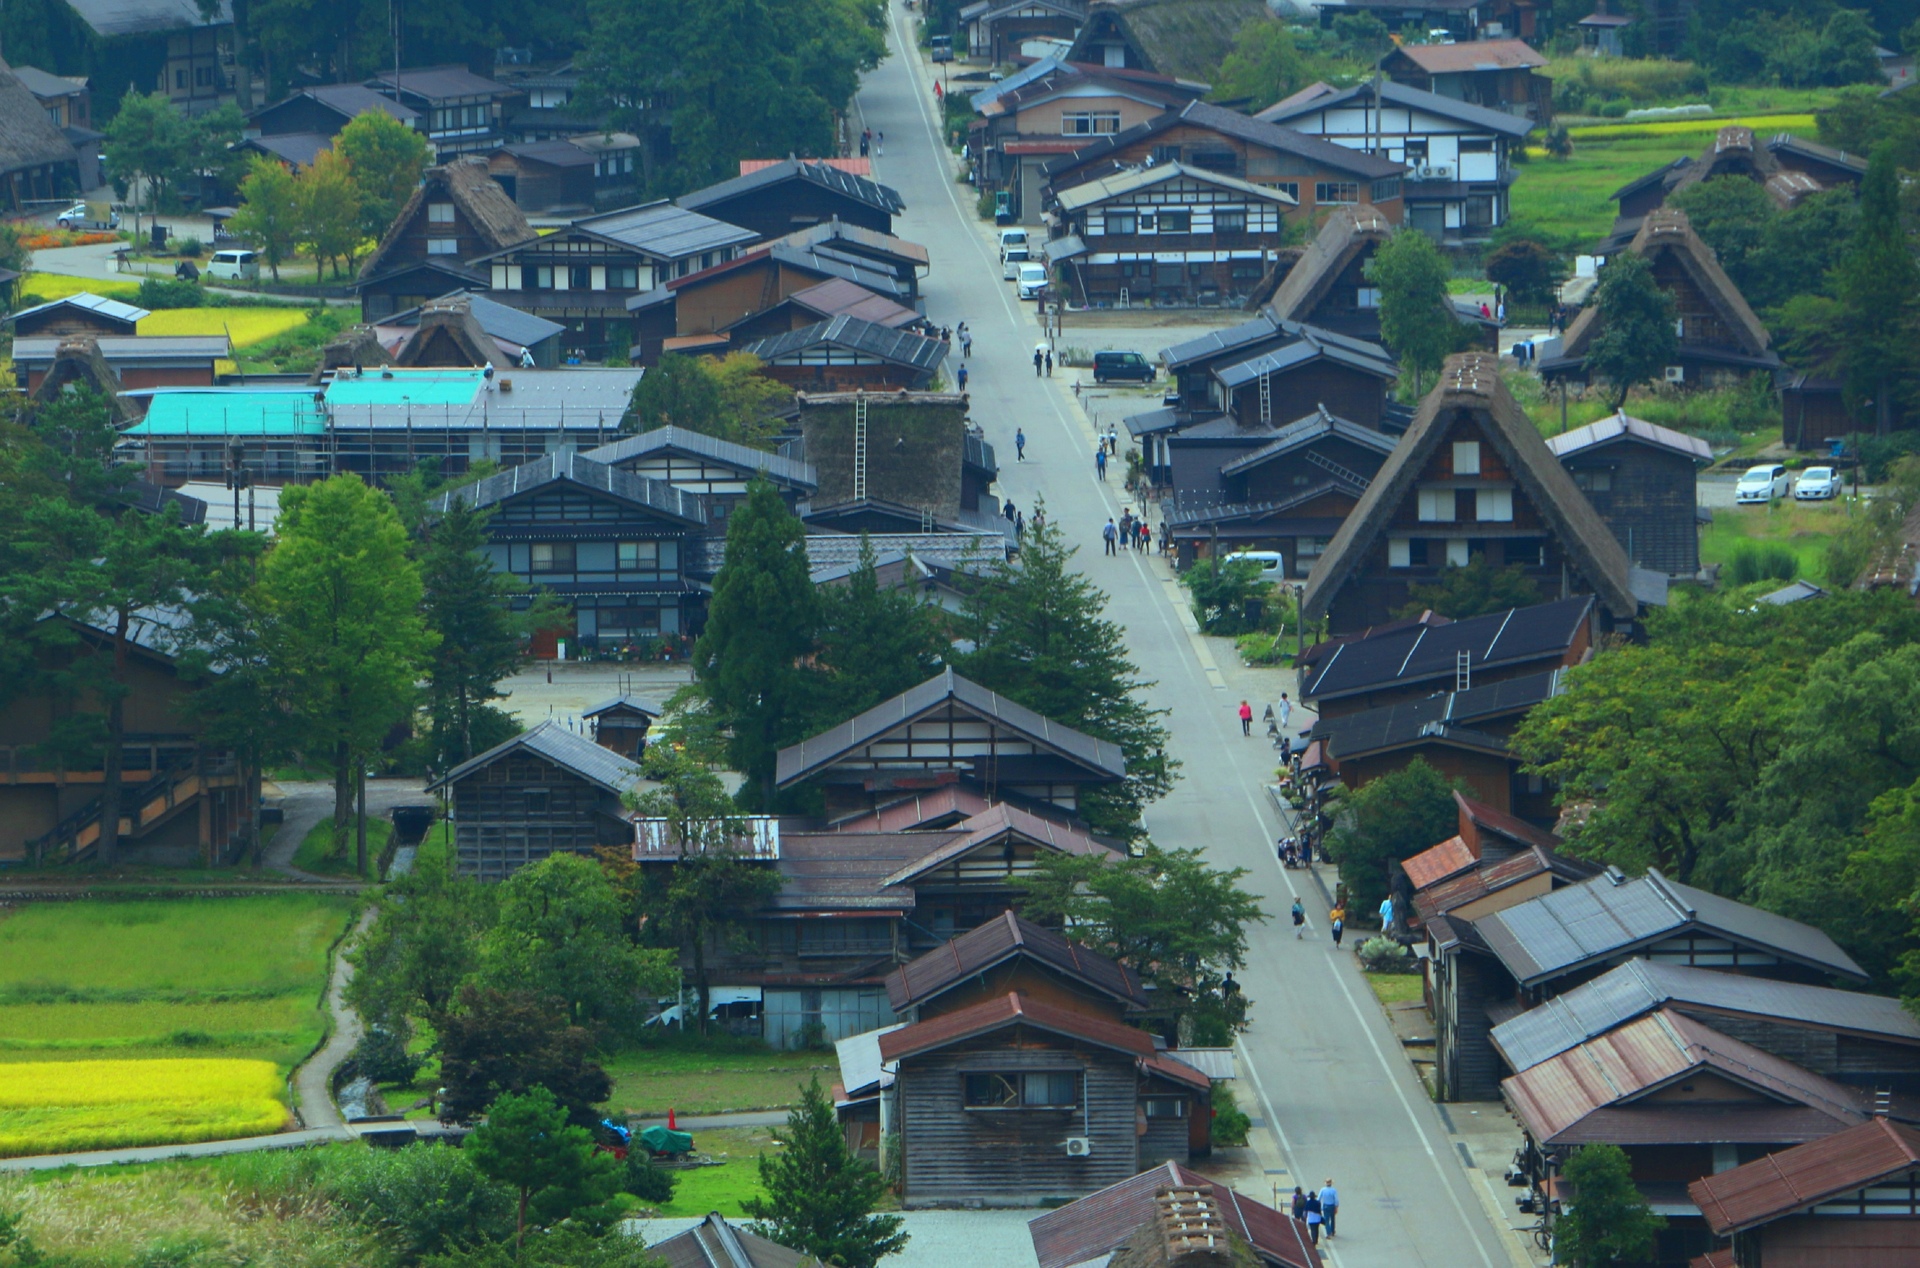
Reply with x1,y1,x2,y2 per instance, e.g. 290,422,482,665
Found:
176,237,204,257
1182,556,1282,635
1357,936,1405,972
1598,99,1631,118
319,1143,516,1257
623,1152,677,1204
1726,542,1797,586
134,277,208,309
348,1024,423,1085
1210,1082,1251,1147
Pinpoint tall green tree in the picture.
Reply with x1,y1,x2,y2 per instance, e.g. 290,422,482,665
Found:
1555,1144,1664,1267
624,745,782,1035
346,847,497,1030
811,534,948,726
1325,757,1459,919
464,1086,622,1249
952,510,1174,841
628,353,724,434
1209,21,1313,107
692,478,819,806
257,475,434,869
1584,253,1678,410
1834,145,1920,432
102,90,190,233
1482,238,1559,305
178,529,278,866
1367,229,1456,396
229,155,303,282
298,147,364,279
1668,176,1774,298
335,108,433,242
745,1076,907,1268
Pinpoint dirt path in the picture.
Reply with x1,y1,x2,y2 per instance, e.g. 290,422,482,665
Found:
292,907,376,1130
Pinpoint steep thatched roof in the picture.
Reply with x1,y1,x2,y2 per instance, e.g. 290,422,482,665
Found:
797,392,970,518
358,157,535,282
0,56,79,177
309,326,394,383
1266,205,1394,325
1302,353,1637,622
31,334,132,423
1558,207,1771,364
395,296,497,367
1066,0,1274,84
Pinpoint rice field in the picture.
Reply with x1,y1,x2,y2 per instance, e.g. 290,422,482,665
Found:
138,306,314,348
0,1058,288,1157
18,271,139,300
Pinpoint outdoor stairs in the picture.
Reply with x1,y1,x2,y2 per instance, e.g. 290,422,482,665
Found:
26,756,208,864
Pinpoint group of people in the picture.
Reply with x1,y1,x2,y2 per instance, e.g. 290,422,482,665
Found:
1033,344,1054,376
1290,1180,1340,1245
1001,498,1029,542
1100,509,1150,555
858,127,885,157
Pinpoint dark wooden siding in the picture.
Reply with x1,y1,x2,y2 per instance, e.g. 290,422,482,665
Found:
1228,361,1389,430
896,1032,1142,1205
698,185,891,239
1437,950,1513,1102
1138,1107,1190,1172
1560,442,1699,576
450,755,626,880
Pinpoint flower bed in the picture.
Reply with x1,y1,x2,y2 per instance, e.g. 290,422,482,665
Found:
0,1057,288,1157
15,230,121,250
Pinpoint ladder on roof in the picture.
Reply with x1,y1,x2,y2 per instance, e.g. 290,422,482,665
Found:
1258,371,1272,425
1456,650,1472,692
1303,448,1371,491
921,506,934,532
853,393,868,503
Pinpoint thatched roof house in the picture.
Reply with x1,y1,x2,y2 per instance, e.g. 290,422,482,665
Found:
356,158,536,319
1064,0,1273,85
29,334,133,423
0,56,78,210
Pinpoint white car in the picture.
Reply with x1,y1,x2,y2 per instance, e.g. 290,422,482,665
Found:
56,202,119,231
1001,245,1030,280
1794,466,1840,500
206,249,260,281
1735,463,1789,504
1016,262,1049,299
998,227,1029,260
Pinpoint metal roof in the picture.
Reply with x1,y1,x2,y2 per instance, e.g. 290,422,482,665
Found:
647,1213,821,1268
1388,37,1547,74
1054,160,1298,212
432,449,705,525
1491,960,1920,1077
834,1024,906,1101
885,910,1146,1012
8,292,149,326
581,694,661,720
774,667,1125,787
324,367,643,432
568,200,760,259
497,139,596,168
678,157,905,217
737,314,947,371
585,425,818,490
381,291,565,350
1162,312,1284,370
1205,323,1396,389
11,66,85,98
1052,99,1403,185
1403,836,1478,892
1475,867,1868,987
878,990,1155,1063
1255,75,1535,138
1301,595,1594,703
298,83,419,122
1030,1160,1321,1268
11,334,229,363
1311,668,1560,761
761,830,968,913
880,803,1118,887
1545,410,1713,463
1690,1117,1920,1235
243,133,332,166
1412,845,1600,923
62,0,227,37
124,389,327,437
784,277,923,329
1216,407,1398,478
369,65,512,100
427,719,642,795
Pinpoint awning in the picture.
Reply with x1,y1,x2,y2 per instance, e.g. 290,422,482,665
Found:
1044,234,1088,263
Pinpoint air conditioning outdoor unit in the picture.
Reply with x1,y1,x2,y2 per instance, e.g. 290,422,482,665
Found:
1064,1136,1093,1157
1664,365,1686,383
1415,164,1455,182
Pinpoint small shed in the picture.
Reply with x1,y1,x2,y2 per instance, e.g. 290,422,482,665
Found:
581,695,658,760
488,141,596,215
1546,410,1713,578
1781,375,1851,452
8,292,148,338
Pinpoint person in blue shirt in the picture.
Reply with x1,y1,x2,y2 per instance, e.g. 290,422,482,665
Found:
1319,1180,1339,1238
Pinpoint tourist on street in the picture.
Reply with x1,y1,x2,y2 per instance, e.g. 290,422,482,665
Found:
860,128,871,156
1044,349,1054,376
1034,346,1045,376
1280,733,1292,763
1278,693,1291,729
1331,911,1345,948
941,325,952,343
1015,510,1025,540
1004,499,1017,526
1119,509,1133,543
1238,700,1253,736
1095,447,1107,479
1139,522,1151,553
1379,894,1395,935
1106,426,1118,455
961,328,972,357
876,130,885,155
1292,898,1306,939
956,365,968,392
1016,427,1026,460
1320,1181,1339,1238
1291,1188,1307,1222
1102,518,1117,555
1304,1193,1323,1245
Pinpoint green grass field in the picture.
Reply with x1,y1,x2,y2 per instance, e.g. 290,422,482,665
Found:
292,817,390,879
138,306,313,348
17,272,140,301
1700,501,1854,583
1364,972,1425,1007
649,1125,780,1217
602,1046,833,1118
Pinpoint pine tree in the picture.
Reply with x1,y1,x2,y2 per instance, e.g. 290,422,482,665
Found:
692,477,818,806
1834,145,1920,432
812,533,948,726
464,1086,621,1249
419,497,539,769
745,1076,907,1268
951,508,1175,840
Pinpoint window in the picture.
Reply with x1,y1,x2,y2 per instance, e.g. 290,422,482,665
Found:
1270,182,1298,200
1465,195,1494,228
1104,211,1137,235
1189,149,1238,175
962,1071,1080,1108
1452,442,1481,475
608,265,639,289
569,265,592,289
195,66,213,88
174,69,188,90
1574,469,1612,492
1230,261,1263,281
1477,488,1513,522
1150,144,1180,164
1315,182,1359,205
1143,1097,1188,1119
1214,210,1247,233
523,789,549,814
529,543,575,573
1446,538,1470,567
1389,537,1411,568
598,605,661,634
1372,177,1401,202
1158,210,1190,233
426,238,458,255
1062,111,1120,135
1355,286,1381,309
617,541,658,570
428,203,456,224
523,264,553,289
1417,488,1449,522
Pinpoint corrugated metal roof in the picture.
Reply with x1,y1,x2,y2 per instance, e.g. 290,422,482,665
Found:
678,157,904,217
1169,1048,1236,1080
585,425,817,490
382,291,565,349
881,803,1118,888
1492,960,1920,1076
834,1023,905,1100
569,200,759,259
581,694,661,720
300,83,419,122
1209,324,1397,388
1029,1161,1322,1268
428,719,642,795
1412,845,1598,923
1301,596,1594,703
124,389,326,437
1256,76,1535,137
738,314,946,370
1689,1117,1920,1235
1545,410,1713,463
885,911,1146,1012
431,449,706,525
11,334,229,362
786,277,923,329
1055,161,1298,213
9,292,149,325
1404,836,1478,891
1216,407,1398,479
648,1213,820,1268
879,991,1154,1063
775,667,1125,787
827,786,994,832
764,830,969,912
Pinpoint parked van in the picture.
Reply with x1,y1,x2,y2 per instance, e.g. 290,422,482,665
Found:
1092,350,1155,384
207,249,259,281
1223,551,1286,582
1001,244,1030,279
1016,262,1049,299
998,227,1029,260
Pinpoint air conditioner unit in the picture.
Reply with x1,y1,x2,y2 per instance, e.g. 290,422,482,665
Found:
1064,1136,1093,1157
1664,365,1686,383
1414,164,1455,182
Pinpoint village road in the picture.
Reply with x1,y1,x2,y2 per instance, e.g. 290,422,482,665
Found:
855,15,1519,1267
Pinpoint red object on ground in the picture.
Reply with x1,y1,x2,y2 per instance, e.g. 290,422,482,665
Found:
668,1108,676,1130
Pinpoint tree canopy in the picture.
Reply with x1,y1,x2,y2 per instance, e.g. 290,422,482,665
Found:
744,1075,907,1268
1325,758,1459,920
1584,253,1678,410
1399,554,1541,620
1367,229,1457,396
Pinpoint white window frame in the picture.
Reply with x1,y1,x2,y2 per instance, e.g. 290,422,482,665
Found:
427,202,455,224
1417,488,1448,522
1446,538,1470,567
426,237,458,255
1452,441,1481,475
1477,488,1513,522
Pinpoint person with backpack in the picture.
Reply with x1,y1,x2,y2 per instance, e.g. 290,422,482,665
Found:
1330,908,1346,948
1291,898,1306,939
1102,518,1117,556
1095,447,1108,479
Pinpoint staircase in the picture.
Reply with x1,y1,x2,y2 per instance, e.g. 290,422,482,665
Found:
25,755,209,864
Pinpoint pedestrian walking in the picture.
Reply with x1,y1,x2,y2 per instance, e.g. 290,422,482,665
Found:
1045,349,1054,376
1016,428,1026,460
1291,1188,1307,1222
1331,912,1345,948
1004,499,1017,525
961,330,972,357
876,130,885,155
1238,700,1253,736
1304,1194,1323,1246
1496,299,1506,326
1119,509,1134,543
1379,893,1395,935
1280,733,1292,763
1139,522,1151,553
1479,301,1492,320
1277,693,1291,729
1015,510,1025,540
941,325,952,344
1095,447,1107,479
1291,898,1305,939
1102,518,1117,555
956,365,968,392
1034,346,1045,376
1319,1181,1339,1238
1106,426,1118,455
860,128,871,156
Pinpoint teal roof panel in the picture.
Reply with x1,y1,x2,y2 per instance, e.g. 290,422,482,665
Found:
126,391,326,436
324,368,485,407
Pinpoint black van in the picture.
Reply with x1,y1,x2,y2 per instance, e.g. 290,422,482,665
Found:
1093,351,1155,384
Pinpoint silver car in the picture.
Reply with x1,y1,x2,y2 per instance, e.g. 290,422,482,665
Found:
1793,466,1840,500
1735,464,1789,504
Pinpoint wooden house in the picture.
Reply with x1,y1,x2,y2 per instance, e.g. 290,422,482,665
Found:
1256,79,1535,245
1546,411,1711,578
581,696,657,760
776,667,1126,822
1164,406,1396,570
795,392,1001,533
1264,206,1498,348
249,83,420,142
1063,0,1274,85
676,158,905,240
1299,594,1596,719
737,316,947,392
721,277,928,348
1045,162,1299,308
485,141,596,215
1302,353,1647,637
769,220,929,301
26,334,133,423
1543,210,1782,390
885,911,1149,1024
1162,315,1399,444
356,158,537,321
1605,127,1868,253
366,65,517,160
427,721,641,881
429,448,708,650
1408,792,1598,928
1781,375,1850,452
962,0,1088,63
15,65,90,130
11,333,226,395
477,201,758,361
646,1213,823,1268
1029,1162,1323,1268
584,426,820,536
1378,39,1552,127
1041,99,1406,227
1506,1010,1870,1266
0,57,80,209
375,291,567,368
1690,1117,1920,1268
8,292,147,338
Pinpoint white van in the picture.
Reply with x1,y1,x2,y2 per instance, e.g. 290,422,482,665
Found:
1224,550,1285,582
998,227,1029,260
206,249,259,281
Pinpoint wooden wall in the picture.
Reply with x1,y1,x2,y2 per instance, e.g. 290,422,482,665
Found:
450,755,627,880
1563,442,1699,577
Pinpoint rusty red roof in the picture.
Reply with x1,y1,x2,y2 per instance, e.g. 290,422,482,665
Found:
829,786,995,832
1457,791,1563,852
740,157,871,176
878,990,1154,1063
885,910,1147,1012
1412,845,1600,922
1403,836,1477,891
881,802,1121,888
1139,1051,1211,1092
1029,1161,1322,1268
1388,37,1547,74
1689,1117,1920,1235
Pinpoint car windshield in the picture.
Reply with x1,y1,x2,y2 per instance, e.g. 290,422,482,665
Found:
1806,468,1831,479
1739,471,1771,483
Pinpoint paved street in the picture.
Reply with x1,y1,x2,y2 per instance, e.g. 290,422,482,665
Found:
857,13,1523,1267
